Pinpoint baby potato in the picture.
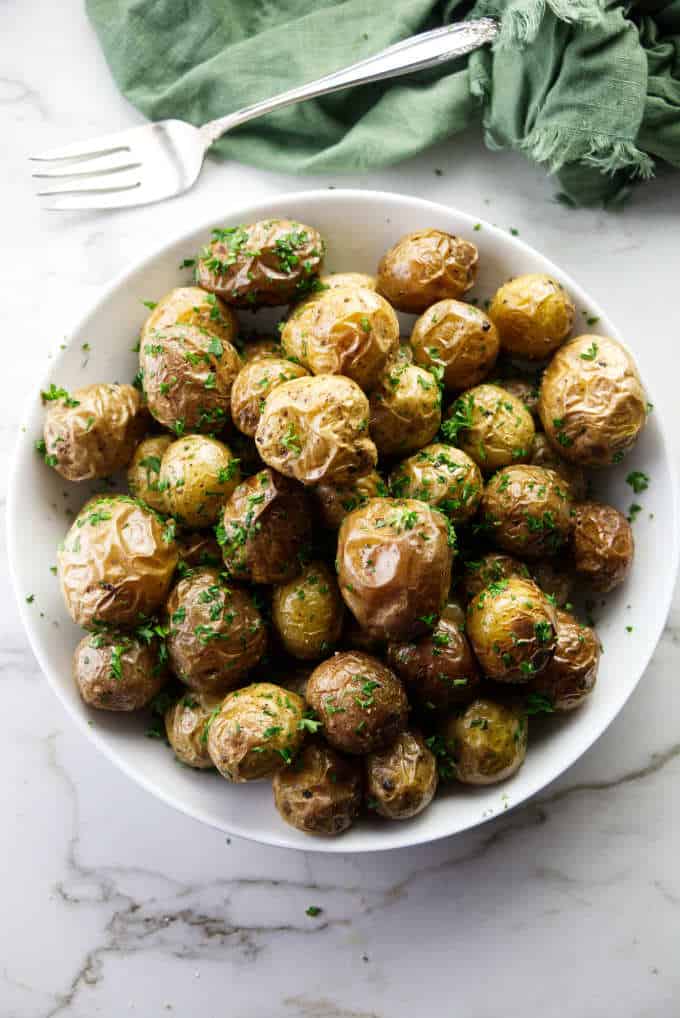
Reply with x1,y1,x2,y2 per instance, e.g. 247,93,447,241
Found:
466,576,558,682
219,468,312,583
444,383,535,472
571,501,634,592
42,382,147,482
389,443,482,524
497,377,540,420
387,616,481,713
139,323,241,435
273,742,363,835
255,374,377,486
314,470,387,529
241,338,284,363
196,219,325,307
166,568,266,694
530,557,575,608
319,272,376,292
58,496,178,628
141,286,238,349
369,363,441,457
538,335,647,466
376,229,479,313
176,531,223,570
164,691,224,768
337,498,454,642
480,465,573,559
73,630,167,711
462,552,529,601
127,435,172,513
272,561,344,660
281,285,399,391
365,730,438,819
410,299,499,391
306,652,409,755
489,274,575,359
439,699,528,785
529,610,600,711
231,356,309,437
530,431,587,501
159,434,240,527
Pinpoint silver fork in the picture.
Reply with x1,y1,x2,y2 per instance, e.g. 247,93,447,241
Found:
31,18,497,212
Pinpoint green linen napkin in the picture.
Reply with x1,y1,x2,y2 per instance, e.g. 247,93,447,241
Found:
86,0,680,205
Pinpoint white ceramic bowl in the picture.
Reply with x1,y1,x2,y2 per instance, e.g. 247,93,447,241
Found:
8,189,679,852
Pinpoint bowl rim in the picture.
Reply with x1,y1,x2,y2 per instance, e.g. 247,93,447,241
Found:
8,187,680,853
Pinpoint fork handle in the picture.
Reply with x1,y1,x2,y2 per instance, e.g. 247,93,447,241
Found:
199,18,497,147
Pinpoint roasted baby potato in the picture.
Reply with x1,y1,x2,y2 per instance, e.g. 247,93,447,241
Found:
218,468,312,583
538,335,647,466
127,434,173,513
369,363,441,457
58,496,178,628
165,568,266,694
73,630,167,711
141,286,238,349
388,443,482,524
376,229,478,313
314,470,387,529
272,561,344,660
207,682,306,780
176,531,223,570
337,498,454,641
571,501,634,592
439,699,528,785
530,557,575,608
196,219,325,307
462,552,529,601
241,337,284,363
318,271,376,292
164,691,224,768
489,274,575,359
255,374,377,486
273,742,363,835
410,299,499,391
160,434,240,527
230,357,309,437
480,465,573,559
387,616,481,712
530,431,587,501
42,382,147,482
444,383,535,472
306,652,409,755
529,610,600,711
466,576,558,682
365,730,438,819
497,377,540,420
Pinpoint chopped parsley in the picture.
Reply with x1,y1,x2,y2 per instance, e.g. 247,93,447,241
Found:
626,471,649,494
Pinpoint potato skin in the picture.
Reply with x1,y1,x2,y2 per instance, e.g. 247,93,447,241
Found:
127,435,173,513
73,630,166,711
141,286,238,348
389,443,482,524
140,323,241,435
530,558,574,608
176,531,223,570
365,730,438,819
376,229,479,313
282,285,399,391
218,468,312,584
498,377,540,420
319,272,376,292
530,432,587,501
231,357,309,437
43,383,147,482
387,617,481,712
164,691,224,768
529,610,599,711
446,384,535,473
538,335,647,466
272,561,344,660
160,435,240,528
369,363,441,457
480,465,573,559
466,576,558,682
207,683,306,781
196,219,325,307
255,374,377,486
165,568,266,694
462,552,529,601
337,498,454,641
241,338,284,363
440,699,528,785
273,742,363,835
489,274,575,359
410,299,499,391
314,470,387,529
58,496,178,628
571,501,634,592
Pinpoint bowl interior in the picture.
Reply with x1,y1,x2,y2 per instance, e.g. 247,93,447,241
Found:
8,189,678,852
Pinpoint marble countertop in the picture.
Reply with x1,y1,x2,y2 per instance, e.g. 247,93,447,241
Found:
2,3,679,1015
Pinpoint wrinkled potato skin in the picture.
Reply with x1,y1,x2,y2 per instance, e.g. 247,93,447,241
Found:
164,691,224,768
273,742,363,835
314,470,387,529
538,335,647,466
255,375,377,486
58,496,178,628
489,274,575,359
140,323,241,434
389,443,482,524
272,561,344,660
176,531,223,570
466,577,558,682
462,552,529,601
160,435,240,527
410,299,499,391
530,558,574,608
231,357,309,437
141,286,238,348
498,378,540,420
530,432,587,501
319,272,376,292
197,219,325,307
241,338,284,363
166,569,266,694
306,652,409,755
219,468,312,583
441,699,528,785
450,384,535,472
43,383,147,482
127,435,173,513
207,683,306,781
480,465,573,559
572,501,634,592
376,229,479,313
73,631,166,711
337,498,454,642
530,610,599,710
387,617,481,712
369,363,441,457
366,730,437,819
